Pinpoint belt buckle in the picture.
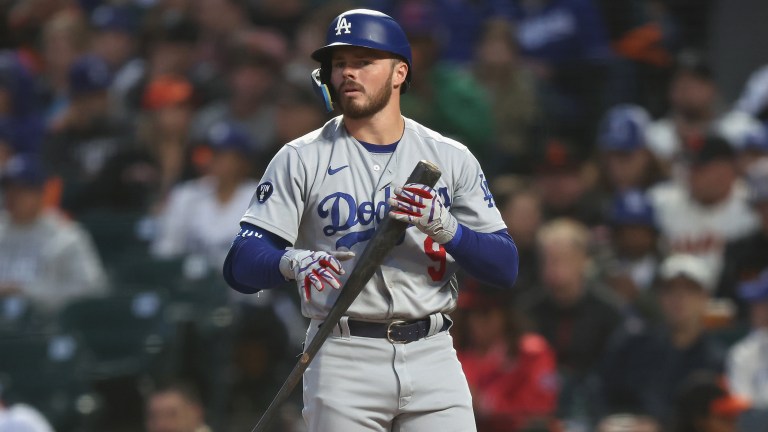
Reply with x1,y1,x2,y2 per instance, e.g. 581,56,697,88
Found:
386,320,408,344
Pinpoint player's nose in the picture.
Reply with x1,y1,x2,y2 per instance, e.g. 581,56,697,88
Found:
341,63,359,80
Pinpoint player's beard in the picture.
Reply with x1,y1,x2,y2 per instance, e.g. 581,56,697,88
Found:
337,74,393,120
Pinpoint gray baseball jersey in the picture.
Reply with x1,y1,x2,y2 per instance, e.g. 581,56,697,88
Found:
241,115,505,321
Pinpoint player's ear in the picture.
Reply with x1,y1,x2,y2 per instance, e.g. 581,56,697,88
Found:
392,60,408,90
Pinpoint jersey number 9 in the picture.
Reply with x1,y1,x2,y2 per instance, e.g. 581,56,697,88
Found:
423,237,446,281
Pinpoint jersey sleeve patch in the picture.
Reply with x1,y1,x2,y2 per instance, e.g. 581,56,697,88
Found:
256,181,274,203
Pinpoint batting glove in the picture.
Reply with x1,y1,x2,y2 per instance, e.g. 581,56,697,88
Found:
279,249,355,302
388,183,458,244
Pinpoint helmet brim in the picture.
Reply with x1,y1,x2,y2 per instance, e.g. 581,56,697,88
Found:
311,42,408,64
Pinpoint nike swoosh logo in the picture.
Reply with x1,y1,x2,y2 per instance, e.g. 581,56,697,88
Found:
327,165,349,175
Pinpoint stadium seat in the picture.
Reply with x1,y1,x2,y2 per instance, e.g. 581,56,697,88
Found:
108,255,186,290
0,296,32,334
78,210,151,270
57,291,171,380
0,332,97,431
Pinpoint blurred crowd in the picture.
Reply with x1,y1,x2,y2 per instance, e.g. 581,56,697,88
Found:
0,0,767,431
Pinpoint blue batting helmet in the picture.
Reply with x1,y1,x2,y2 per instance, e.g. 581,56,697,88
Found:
310,9,412,111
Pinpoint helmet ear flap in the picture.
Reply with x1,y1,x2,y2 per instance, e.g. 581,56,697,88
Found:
311,67,334,113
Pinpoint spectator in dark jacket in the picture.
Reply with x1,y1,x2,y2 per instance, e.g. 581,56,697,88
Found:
600,254,727,424
523,218,622,423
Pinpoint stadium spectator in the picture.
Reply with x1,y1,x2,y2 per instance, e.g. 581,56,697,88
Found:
43,54,135,213
496,0,613,69
151,121,257,272
726,269,768,408
88,4,144,122
648,133,759,284
0,121,15,169
672,373,749,432
248,0,308,41
497,186,543,298
270,82,326,162
150,121,307,388
719,158,768,309
645,54,720,169
533,137,604,227
138,74,198,201
600,254,726,424
191,29,285,157
145,383,211,432
143,13,200,82
523,218,622,420
597,104,663,194
496,0,612,150
595,0,674,114
473,18,540,175
0,154,107,316
38,10,90,126
596,413,660,432
457,284,558,432
192,0,254,82
398,1,494,159
602,190,661,318
0,50,44,155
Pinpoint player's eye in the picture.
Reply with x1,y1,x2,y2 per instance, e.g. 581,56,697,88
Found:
332,61,345,69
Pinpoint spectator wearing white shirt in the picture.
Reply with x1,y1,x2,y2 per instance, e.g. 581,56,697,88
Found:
152,122,304,347
0,154,107,315
648,133,759,283
152,121,258,272
645,54,767,180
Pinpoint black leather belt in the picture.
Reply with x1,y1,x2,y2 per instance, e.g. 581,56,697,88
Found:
346,315,450,344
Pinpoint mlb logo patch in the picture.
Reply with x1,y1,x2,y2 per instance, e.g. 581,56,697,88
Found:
256,182,274,203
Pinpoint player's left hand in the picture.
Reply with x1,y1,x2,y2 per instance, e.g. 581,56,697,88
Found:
388,183,458,244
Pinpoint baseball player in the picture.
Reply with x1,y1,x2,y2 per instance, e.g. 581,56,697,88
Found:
223,9,519,431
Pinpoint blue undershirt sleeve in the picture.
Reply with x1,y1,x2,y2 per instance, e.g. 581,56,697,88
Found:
222,222,291,294
442,224,519,289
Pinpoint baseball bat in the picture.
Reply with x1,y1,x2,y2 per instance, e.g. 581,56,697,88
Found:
251,160,442,432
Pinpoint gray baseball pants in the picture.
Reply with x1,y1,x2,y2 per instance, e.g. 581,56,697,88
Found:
302,313,477,432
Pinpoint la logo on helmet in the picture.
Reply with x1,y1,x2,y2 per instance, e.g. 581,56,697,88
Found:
335,17,352,35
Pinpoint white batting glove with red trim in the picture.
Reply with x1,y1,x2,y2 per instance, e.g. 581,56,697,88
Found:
388,183,458,244
279,249,355,302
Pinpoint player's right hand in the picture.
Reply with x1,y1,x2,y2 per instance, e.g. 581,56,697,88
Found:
279,249,355,301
